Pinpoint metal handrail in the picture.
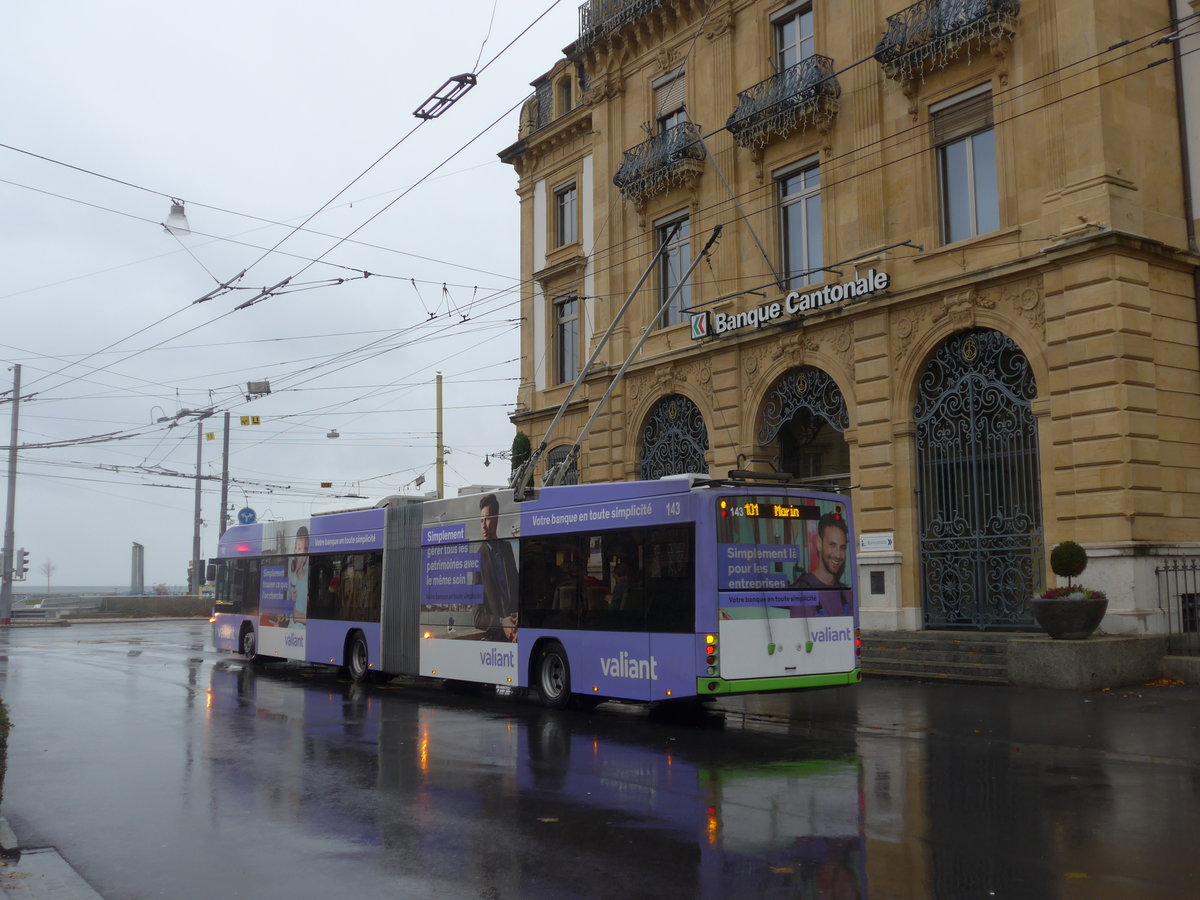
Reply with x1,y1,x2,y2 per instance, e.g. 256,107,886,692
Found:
612,122,707,201
874,0,1020,71
726,55,840,146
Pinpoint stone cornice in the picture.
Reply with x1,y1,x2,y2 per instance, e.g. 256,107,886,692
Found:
502,108,593,177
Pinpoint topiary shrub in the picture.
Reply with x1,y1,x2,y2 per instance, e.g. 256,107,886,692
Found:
510,431,532,473
1050,540,1088,587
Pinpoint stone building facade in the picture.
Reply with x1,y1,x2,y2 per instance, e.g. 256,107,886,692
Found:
499,0,1200,634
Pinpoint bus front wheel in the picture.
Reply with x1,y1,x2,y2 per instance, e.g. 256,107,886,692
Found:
347,632,370,683
536,642,572,710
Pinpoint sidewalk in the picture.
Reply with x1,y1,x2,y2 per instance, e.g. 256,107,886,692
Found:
0,818,102,899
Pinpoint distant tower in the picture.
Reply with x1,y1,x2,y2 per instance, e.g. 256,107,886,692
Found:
130,542,145,594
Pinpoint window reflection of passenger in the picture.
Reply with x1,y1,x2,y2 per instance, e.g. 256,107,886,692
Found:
608,563,635,610
475,494,518,641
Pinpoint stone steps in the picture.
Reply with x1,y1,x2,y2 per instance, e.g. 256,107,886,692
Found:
860,630,1022,685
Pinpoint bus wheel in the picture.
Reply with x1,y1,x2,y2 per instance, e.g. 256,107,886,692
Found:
240,625,258,663
536,642,571,710
347,632,370,683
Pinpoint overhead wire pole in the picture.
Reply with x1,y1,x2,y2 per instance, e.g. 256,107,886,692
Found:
1,364,21,625
190,410,213,594
219,411,230,537
436,372,444,499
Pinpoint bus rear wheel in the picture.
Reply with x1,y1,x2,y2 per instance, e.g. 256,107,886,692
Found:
346,632,370,683
240,625,259,663
536,642,572,710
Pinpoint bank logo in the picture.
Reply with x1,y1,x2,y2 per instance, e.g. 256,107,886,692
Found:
690,311,709,340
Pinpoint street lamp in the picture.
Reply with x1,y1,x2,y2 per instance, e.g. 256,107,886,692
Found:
163,199,191,237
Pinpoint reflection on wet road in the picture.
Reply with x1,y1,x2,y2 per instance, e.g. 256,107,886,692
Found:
1,622,1198,898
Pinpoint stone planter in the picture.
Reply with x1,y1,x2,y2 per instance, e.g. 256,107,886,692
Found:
1030,597,1109,640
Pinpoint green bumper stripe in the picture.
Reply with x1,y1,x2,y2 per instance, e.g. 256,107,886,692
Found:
695,669,862,694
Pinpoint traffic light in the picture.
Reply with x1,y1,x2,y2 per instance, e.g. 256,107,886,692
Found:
15,548,29,579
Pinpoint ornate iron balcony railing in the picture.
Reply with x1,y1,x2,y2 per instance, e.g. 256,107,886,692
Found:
613,122,706,204
873,0,1020,81
726,55,841,149
577,0,668,51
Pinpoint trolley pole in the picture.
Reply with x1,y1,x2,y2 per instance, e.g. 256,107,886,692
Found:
0,364,21,625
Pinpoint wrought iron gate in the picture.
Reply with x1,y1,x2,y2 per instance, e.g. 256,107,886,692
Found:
639,394,708,479
915,329,1042,629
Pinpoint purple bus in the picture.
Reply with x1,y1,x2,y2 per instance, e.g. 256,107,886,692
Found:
212,476,861,706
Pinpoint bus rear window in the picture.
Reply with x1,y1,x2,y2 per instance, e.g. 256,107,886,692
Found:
716,496,849,591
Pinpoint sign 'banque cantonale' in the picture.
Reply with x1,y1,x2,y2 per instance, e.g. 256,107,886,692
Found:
690,269,891,341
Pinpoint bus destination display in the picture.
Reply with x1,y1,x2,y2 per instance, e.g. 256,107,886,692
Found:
719,498,820,520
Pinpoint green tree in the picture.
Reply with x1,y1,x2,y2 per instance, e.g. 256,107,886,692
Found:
511,431,532,473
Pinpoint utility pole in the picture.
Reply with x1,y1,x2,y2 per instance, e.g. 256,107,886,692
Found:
436,372,444,499
219,411,230,537
192,419,204,594
0,364,19,625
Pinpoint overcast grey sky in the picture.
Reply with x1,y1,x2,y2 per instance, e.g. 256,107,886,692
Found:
1,1,578,588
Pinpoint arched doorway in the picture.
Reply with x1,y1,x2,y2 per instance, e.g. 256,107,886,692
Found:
639,394,709,479
914,329,1043,630
756,366,850,485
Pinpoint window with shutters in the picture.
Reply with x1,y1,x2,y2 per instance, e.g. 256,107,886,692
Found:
933,86,999,244
655,68,687,133
774,2,814,71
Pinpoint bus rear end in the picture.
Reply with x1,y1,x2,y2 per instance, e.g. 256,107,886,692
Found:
697,488,861,696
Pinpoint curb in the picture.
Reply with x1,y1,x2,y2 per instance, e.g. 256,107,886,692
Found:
0,817,18,859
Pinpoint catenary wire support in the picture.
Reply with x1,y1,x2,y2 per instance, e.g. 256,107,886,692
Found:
544,226,723,489
413,74,479,119
510,221,683,501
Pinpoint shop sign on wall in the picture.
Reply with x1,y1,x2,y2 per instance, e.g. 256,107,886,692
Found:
690,270,891,341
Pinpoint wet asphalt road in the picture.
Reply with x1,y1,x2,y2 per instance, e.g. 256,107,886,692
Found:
0,621,1198,899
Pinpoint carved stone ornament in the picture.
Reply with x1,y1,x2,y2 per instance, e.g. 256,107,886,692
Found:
704,5,734,40
894,307,927,362
832,323,854,366
686,358,713,394
1003,278,1044,336
779,332,819,362
932,287,996,329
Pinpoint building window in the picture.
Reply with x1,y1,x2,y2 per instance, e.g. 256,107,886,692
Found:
933,87,999,244
558,77,572,115
555,294,580,384
779,160,822,287
655,68,687,133
555,183,578,247
657,215,691,328
774,3,814,71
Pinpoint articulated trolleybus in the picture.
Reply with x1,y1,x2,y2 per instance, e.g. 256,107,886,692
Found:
212,476,862,707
